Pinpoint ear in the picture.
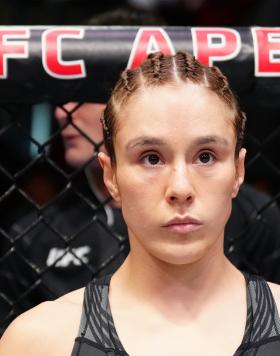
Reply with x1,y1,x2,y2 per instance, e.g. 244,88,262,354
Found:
98,152,121,203
232,148,246,198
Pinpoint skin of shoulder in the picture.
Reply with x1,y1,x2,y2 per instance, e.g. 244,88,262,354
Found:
0,288,84,356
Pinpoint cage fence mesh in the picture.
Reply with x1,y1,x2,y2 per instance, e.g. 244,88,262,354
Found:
0,86,280,335
0,101,130,333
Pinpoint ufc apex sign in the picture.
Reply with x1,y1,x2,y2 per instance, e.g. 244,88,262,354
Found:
1,27,280,79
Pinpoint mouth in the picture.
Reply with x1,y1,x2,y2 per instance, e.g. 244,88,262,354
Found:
62,134,80,145
162,216,203,234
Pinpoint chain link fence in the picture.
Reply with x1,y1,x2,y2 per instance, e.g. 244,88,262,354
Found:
0,101,130,333
1,26,280,335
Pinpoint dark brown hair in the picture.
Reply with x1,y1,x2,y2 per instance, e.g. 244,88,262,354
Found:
101,51,246,164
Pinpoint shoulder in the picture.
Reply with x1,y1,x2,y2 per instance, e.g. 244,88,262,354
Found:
0,288,84,356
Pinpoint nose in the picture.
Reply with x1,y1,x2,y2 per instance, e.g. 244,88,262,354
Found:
54,102,80,126
165,162,194,205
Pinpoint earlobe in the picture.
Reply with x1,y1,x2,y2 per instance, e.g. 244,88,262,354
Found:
232,148,246,198
98,152,121,202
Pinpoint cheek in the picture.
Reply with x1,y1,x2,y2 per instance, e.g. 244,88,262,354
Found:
196,164,237,212
67,138,95,161
88,123,103,143
201,166,237,223
203,162,237,193
78,137,95,155
116,168,160,220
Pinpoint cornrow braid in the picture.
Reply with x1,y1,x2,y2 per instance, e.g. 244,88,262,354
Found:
100,112,109,137
235,110,247,154
206,66,233,105
203,65,247,154
102,51,246,164
149,52,163,79
175,51,203,82
121,70,134,94
141,52,173,85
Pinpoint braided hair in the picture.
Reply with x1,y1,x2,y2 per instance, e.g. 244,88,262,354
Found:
102,51,246,164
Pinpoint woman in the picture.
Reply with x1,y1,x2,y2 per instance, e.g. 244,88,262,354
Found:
1,51,280,356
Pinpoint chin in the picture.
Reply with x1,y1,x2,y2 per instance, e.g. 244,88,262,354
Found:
160,254,203,266
65,152,87,168
153,244,207,266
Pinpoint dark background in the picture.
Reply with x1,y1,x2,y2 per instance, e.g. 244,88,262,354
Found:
1,0,280,27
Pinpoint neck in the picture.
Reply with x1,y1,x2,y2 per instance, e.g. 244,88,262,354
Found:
112,233,242,311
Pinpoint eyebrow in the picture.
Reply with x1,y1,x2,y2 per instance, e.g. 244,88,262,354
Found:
126,135,229,151
192,135,229,146
126,136,166,150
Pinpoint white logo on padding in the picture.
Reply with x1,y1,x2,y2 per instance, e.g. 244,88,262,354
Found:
46,246,91,267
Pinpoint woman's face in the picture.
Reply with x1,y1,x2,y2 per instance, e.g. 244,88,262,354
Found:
101,83,245,265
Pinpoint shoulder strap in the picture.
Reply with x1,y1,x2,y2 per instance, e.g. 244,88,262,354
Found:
75,275,126,352
77,276,113,348
246,274,280,344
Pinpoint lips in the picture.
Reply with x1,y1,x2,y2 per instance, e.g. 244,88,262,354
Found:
162,216,203,234
62,134,79,145
63,133,79,140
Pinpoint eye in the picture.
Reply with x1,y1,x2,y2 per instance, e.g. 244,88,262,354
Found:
197,152,215,165
142,153,162,166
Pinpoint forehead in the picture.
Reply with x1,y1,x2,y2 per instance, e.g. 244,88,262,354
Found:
116,83,235,145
